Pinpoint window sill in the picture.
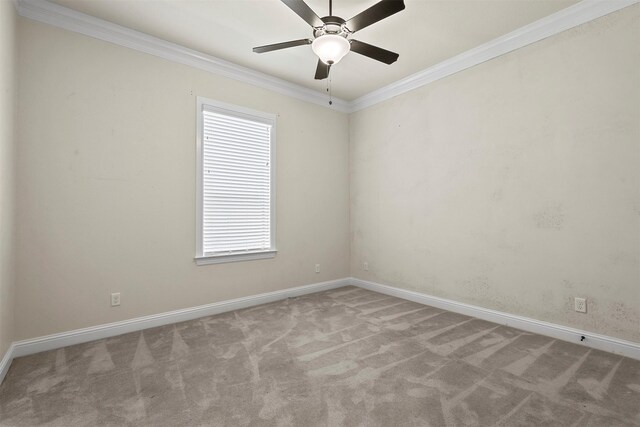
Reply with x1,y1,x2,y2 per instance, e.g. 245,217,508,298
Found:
195,250,277,265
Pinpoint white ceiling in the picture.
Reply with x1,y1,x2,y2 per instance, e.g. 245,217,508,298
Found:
49,0,579,101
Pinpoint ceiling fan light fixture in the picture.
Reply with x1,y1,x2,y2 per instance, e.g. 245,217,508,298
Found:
311,34,350,65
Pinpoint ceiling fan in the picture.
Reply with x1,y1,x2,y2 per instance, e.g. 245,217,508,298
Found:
253,0,405,80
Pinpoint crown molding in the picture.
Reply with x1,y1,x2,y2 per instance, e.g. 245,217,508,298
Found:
15,0,639,114
15,0,350,113
349,0,639,112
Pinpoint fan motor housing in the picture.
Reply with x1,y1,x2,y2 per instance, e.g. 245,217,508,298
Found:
313,16,350,39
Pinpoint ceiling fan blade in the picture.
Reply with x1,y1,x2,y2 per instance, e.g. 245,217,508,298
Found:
314,60,330,80
349,40,399,64
281,0,324,28
253,38,312,53
345,0,405,33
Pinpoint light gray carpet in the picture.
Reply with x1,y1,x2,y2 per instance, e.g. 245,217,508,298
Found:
1,286,639,426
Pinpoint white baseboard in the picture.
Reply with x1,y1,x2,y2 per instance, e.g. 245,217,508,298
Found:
0,343,15,385
350,277,640,361
8,278,349,362
3,275,638,387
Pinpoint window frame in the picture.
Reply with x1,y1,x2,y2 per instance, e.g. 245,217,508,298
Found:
195,96,277,265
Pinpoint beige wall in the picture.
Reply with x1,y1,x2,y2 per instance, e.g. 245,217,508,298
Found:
350,6,640,343
0,0,17,357
15,18,350,340
12,4,640,345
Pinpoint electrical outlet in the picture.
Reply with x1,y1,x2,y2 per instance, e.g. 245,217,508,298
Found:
363,262,369,271
574,297,586,313
315,264,320,273
111,292,121,307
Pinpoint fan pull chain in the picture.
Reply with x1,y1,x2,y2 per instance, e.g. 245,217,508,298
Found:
327,68,333,106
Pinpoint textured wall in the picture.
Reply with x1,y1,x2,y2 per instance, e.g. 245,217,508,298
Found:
16,18,350,340
0,0,17,358
349,6,640,343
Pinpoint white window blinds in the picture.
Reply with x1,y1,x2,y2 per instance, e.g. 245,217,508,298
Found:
196,98,276,264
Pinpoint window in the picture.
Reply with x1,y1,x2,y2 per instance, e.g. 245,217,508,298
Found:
195,97,276,265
